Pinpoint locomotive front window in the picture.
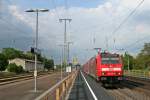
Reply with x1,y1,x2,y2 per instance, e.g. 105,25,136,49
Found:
101,57,120,64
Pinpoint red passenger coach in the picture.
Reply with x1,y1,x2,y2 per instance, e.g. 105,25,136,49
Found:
83,52,123,84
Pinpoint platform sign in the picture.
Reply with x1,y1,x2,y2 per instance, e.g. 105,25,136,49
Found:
34,70,37,77
66,66,71,72
54,65,57,69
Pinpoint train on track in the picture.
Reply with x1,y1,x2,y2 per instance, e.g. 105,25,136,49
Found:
83,51,123,86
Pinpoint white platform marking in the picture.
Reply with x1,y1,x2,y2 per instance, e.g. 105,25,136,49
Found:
81,71,98,100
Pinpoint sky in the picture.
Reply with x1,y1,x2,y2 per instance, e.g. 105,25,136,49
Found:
0,0,150,64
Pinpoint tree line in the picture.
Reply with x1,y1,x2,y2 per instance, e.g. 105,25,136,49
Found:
0,48,54,73
122,43,150,71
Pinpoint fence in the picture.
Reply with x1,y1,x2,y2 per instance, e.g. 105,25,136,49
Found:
124,70,150,79
35,71,78,100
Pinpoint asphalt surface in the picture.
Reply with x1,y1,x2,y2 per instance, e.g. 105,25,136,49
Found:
68,71,114,100
0,72,66,100
68,71,93,100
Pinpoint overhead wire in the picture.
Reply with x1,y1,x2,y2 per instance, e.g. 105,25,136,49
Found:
125,34,150,51
110,0,145,51
119,0,150,52
110,0,145,52
109,0,145,40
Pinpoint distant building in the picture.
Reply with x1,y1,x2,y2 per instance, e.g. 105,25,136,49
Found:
9,58,44,71
72,57,78,65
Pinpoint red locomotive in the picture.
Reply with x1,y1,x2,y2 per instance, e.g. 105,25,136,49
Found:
83,51,123,85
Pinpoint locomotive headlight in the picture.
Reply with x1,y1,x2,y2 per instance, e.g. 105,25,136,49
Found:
102,72,105,75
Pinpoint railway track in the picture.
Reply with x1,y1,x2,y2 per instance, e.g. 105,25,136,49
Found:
105,79,150,100
0,71,53,85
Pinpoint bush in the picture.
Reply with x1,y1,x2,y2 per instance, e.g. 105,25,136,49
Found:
17,65,24,73
7,63,24,74
0,53,8,71
44,59,54,70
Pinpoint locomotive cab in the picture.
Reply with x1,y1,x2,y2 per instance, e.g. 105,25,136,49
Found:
96,52,123,84
82,51,123,86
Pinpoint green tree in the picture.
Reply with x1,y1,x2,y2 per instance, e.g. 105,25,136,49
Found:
17,65,24,73
2,48,23,59
24,51,44,62
24,51,34,60
56,64,61,69
135,43,150,70
123,53,135,70
0,53,8,71
37,53,44,62
7,63,24,73
50,59,54,69
44,59,54,70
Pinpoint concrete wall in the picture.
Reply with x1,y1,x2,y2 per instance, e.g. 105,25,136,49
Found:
25,61,44,71
9,58,44,72
9,58,25,69
25,61,34,71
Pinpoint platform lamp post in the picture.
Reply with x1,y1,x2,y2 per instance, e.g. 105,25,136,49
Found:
25,9,49,92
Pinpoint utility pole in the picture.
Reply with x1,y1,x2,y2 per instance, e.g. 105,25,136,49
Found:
125,51,130,72
93,33,96,45
127,52,130,72
59,18,72,69
12,40,15,48
58,44,65,80
114,38,116,50
105,36,108,51
67,42,73,65
61,46,63,80
94,48,101,54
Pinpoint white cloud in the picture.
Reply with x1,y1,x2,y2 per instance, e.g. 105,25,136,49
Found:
1,0,150,63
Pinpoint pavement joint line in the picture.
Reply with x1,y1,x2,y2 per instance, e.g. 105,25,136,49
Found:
80,71,98,100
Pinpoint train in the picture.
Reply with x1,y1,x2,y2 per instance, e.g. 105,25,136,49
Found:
83,51,123,85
